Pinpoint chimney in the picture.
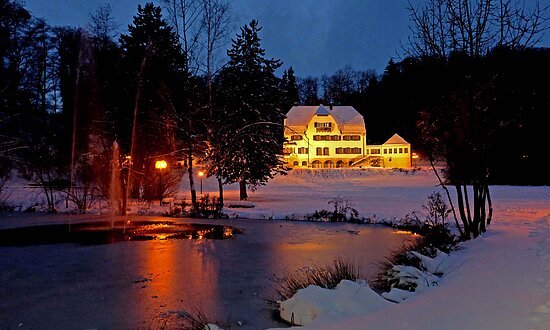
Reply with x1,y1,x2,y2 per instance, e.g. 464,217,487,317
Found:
329,101,333,110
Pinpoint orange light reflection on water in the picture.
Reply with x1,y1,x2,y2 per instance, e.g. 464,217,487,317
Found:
135,239,222,326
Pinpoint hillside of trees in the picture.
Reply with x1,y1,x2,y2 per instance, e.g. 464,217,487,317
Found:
301,48,550,186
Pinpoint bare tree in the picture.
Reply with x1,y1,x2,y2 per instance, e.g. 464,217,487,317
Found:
407,0,549,57
89,4,119,42
162,0,203,72
200,0,232,101
161,0,233,208
409,0,548,239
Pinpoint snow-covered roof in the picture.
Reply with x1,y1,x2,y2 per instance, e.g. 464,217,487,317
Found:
383,133,409,145
285,105,365,133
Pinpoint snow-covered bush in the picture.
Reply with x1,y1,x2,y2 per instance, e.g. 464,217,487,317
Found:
274,258,360,300
373,193,459,292
279,280,389,326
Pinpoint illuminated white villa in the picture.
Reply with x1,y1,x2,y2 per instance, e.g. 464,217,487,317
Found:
283,105,412,168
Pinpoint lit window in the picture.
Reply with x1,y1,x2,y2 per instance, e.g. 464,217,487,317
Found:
291,135,303,141
389,148,392,154
399,148,403,153
394,148,398,153
293,161,298,166
323,147,329,155
314,122,332,132
384,149,388,154
371,149,380,154
316,147,322,156
404,148,408,153
302,161,307,166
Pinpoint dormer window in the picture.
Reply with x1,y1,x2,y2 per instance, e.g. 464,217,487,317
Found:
314,122,332,132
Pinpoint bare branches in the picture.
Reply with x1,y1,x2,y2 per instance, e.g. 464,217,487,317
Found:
162,0,233,76
162,0,203,73
407,0,549,57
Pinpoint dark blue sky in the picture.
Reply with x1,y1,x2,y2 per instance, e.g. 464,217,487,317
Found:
23,0,550,77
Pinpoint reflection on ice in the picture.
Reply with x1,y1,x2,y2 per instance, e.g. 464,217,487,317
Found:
0,220,241,246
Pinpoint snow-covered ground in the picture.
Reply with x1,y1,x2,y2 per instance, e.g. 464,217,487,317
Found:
1,168,550,329
243,169,549,330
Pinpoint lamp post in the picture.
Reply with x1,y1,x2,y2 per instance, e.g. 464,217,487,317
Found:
155,160,167,205
198,170,204,194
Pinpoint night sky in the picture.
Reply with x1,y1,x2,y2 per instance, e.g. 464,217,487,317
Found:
23,0,550,77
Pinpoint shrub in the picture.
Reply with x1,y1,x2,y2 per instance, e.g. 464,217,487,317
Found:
306,197,359,222
274,258,360,300
373,192,459,292
189,194,226,219
153,308,226,330
423,192,451,227
372,240,425,292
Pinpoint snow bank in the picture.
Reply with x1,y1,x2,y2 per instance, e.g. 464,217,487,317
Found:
278,280,390,326
277,249,451,325
272,214,550,330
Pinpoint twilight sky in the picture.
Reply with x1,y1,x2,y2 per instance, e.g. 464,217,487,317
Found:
23,0,550,77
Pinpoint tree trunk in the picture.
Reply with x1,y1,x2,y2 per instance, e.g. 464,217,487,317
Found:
455,184,471,239
239,180,247,200
428,156,464,237
188,149,197,209
121,169,128,215
472,184,480,238
217,177,224,207
486,185,493,225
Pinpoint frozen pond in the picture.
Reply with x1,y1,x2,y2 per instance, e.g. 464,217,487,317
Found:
0,215,414,329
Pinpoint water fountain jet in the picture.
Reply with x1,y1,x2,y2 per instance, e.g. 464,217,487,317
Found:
110,141,122,228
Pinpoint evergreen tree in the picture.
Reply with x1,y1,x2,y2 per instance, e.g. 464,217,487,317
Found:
119,3,186,205
210,19,284,200
281,66,300,109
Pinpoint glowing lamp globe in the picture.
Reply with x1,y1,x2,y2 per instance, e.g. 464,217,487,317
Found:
155,160,167,170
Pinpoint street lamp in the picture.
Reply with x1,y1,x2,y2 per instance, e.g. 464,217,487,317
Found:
155,160,167,205
198,170,204,194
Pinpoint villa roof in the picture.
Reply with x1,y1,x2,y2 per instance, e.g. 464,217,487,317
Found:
285,105,365,133
384,133,409,145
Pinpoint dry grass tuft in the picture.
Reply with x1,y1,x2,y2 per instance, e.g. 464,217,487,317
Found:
275,258,361,300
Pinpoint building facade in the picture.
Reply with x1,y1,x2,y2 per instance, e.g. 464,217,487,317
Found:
283,105,411,168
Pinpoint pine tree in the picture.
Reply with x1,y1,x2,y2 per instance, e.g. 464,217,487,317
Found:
119,3,186,205
210,19,285,200
281,66,300,109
